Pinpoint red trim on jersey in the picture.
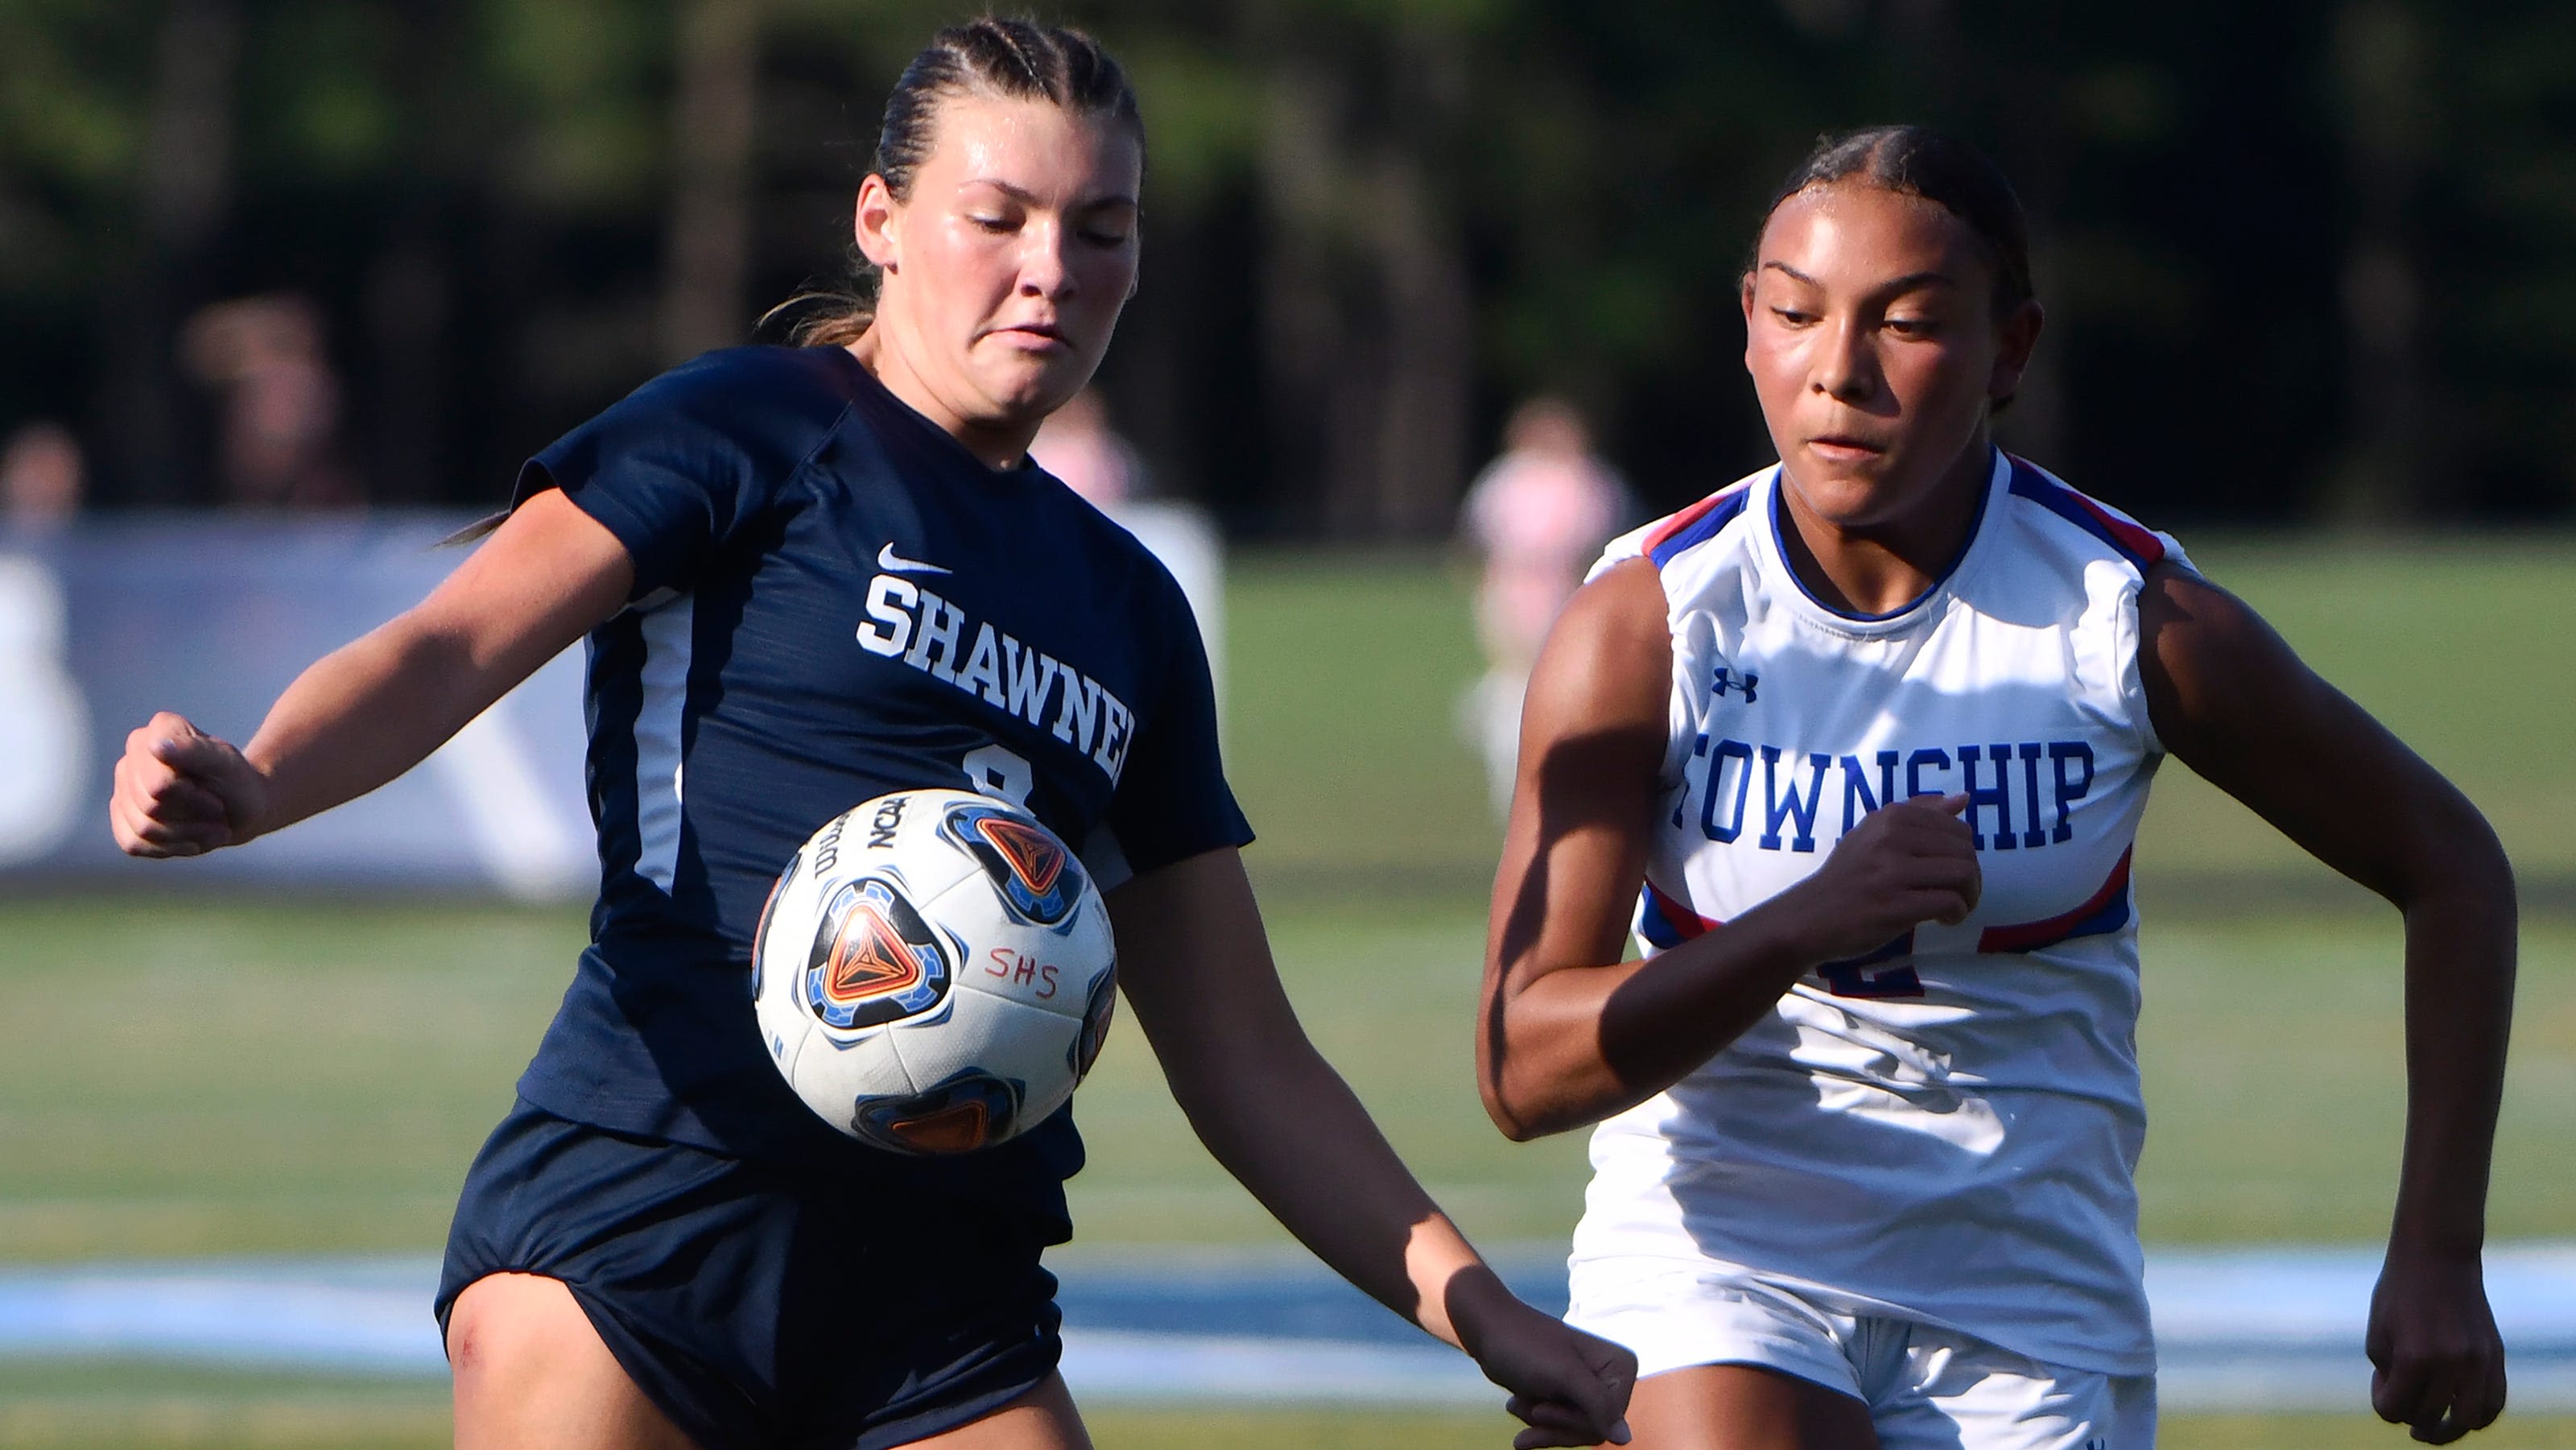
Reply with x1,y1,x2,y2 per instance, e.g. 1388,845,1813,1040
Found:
1640,484,1749,560
2006,453,2166,568
2069,492,2165,568
1977,848,2134,954
1641,878,1722,946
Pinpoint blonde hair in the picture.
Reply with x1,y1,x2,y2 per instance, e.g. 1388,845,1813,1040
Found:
763,17,1144,347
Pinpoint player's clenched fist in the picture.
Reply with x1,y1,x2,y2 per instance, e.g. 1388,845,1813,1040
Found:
1776,791,1982,963
1447,1273,1636,1448
109,711,269,857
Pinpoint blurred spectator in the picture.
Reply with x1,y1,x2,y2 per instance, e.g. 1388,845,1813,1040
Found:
1029,386,1148,507
0,422,85,535
180,293,361,509
1458,396,1635,816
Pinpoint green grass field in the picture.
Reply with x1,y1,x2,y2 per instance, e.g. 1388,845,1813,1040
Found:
3,541,2572,1446
2,897,2570,1258
3,1366,2574,1450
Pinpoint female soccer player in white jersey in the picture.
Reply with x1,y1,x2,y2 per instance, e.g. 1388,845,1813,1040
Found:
107,20,1633,1450
1476,126,2513,1449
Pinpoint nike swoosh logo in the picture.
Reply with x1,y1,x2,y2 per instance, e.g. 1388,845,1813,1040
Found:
877,543,952,576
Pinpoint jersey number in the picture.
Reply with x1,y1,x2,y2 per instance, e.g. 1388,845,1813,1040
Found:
1815,929,1924,999
962,744,1034,806
1817,962,1926,999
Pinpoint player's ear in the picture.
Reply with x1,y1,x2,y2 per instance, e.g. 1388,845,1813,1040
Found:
1989,299,2042,403
1740,272,1759,374
855,174,901,273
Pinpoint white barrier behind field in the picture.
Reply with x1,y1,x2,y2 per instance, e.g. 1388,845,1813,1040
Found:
3,1246,2570,1411
0,503,1222,896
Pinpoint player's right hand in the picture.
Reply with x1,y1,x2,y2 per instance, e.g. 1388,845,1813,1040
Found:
1776,791,1981,962
1449,1271,1635,1448
2368,1245,2508,1444
109,711,268,857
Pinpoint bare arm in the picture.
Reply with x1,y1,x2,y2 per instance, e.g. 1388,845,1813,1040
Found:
1108,847,1633,1448
2140,563,2513,1445
110,489,634,856
1477,559,1979,1140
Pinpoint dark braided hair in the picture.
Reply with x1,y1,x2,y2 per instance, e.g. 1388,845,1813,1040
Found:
1748,126,2033,321
776,18,1144,346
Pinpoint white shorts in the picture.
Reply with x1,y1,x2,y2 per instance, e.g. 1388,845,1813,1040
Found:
1568,1258,2155,1450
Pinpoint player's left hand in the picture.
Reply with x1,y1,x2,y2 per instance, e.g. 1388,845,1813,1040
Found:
1447,1269,1635,1448
2368,1245,2507,1443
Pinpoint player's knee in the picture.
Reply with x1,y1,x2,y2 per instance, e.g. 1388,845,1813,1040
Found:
448,1272,696,1450
447,1271,592,1386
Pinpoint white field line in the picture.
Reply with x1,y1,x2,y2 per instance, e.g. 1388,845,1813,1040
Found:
0,1247,2569,1411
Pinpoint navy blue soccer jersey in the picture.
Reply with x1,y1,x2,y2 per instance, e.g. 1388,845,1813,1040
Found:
508,345,1252,1219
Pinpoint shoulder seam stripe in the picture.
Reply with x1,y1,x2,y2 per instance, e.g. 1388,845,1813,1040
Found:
2004,456,2165,570
1645,483,1752,568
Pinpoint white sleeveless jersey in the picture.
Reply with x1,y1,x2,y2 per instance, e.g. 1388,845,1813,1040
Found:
1570,451,2189,1376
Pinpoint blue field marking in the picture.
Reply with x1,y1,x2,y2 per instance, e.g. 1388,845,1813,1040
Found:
2,1246,2571,1410
0,1256,441,1375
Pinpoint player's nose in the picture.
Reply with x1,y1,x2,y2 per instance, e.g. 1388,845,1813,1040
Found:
1015,217,1074,300
1810,315,1879,403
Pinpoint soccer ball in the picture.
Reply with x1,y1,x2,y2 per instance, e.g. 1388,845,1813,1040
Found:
750,787,1117,1155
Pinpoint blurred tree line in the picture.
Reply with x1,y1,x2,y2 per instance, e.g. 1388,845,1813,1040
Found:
2,0,2572,533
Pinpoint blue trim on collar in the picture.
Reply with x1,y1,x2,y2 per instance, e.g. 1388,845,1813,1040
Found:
1769,452,2000,622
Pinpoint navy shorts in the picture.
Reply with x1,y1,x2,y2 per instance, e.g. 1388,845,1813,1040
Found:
436,1097,1064,1450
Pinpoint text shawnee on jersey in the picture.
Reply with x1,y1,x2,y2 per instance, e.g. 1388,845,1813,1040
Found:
509,345,1249,1225
1571,451,2190,1376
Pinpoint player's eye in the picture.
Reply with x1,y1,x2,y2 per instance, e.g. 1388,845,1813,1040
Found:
1080,228,1131,247
1770,306,1817,327
969,214,1015,234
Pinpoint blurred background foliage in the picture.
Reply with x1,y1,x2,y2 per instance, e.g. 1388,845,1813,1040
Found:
3,0,2575,535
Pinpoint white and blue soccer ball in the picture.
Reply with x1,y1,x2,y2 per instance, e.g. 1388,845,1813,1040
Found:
751,787,1117,1155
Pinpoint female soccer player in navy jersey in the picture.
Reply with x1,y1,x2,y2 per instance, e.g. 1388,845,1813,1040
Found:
1476,127,2514,1449
109,20,1633,1450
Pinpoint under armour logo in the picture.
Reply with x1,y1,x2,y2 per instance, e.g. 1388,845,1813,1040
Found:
1711,667,1759,703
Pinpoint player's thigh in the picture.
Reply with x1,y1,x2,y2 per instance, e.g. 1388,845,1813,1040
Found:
902,1372,1092,1450
1570,1256,1877,1448
1880,1334,2152,1450
447,1271,697,1450
1629,1364,1880,1450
